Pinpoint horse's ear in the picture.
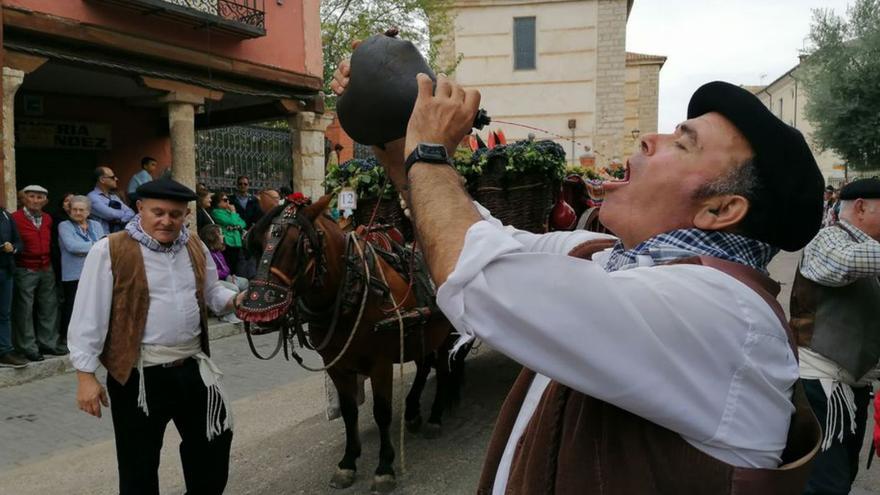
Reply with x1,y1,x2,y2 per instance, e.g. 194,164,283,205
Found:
303,194,333,220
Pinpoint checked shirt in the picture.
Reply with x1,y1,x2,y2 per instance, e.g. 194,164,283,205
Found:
801,220,880,287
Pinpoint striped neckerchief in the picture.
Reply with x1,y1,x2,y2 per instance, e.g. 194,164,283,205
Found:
604,228,778,274
124,214,189,253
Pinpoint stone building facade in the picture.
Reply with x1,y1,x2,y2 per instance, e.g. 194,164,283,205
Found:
624,52,665,156
435,0,663,168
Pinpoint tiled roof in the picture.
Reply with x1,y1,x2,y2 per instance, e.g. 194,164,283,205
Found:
626,52,667,66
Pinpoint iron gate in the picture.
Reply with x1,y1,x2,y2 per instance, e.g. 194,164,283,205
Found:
196,124,292,194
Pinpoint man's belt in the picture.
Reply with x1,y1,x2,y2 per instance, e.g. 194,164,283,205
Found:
160,358,191,368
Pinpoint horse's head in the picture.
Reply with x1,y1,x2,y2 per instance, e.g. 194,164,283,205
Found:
237,195,333,323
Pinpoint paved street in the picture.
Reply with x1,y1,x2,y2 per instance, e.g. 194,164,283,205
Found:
0,250,876,494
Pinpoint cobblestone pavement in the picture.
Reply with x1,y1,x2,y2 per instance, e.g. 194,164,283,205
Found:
0,250,876,494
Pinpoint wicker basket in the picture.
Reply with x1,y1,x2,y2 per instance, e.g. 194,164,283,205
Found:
353,196,414,241
470,155,556,233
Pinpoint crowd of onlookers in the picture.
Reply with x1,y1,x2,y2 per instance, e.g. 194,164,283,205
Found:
0,156,293,369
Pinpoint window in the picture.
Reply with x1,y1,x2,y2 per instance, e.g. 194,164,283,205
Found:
514,17,536,70
778,98,784,118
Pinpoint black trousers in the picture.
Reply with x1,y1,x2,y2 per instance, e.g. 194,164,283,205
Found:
106,359,233,495
802,378,871,495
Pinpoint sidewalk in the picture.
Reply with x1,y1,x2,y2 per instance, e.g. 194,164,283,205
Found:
0,328,315,472
0,318,242,389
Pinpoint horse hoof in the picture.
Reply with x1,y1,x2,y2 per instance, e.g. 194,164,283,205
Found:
370,474,397,494
405,415,423,433
423,422,442,439
329,468,357,489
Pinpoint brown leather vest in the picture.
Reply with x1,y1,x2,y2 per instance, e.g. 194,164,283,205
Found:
789,223,880,380
100,232,210,385
477,243,821,495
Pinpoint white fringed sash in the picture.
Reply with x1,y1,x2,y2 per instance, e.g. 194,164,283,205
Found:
135,337,234,441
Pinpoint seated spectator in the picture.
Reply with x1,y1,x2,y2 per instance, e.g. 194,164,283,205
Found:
0,204,25,368
58,196,104,344
88,166,135,234
11,185,63,361
209,192,247,276
196,190,215,231
199,224,245,324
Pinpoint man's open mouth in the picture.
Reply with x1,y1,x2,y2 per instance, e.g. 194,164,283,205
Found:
602,161,631,191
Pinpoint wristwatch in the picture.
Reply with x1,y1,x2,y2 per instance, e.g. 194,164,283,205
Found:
404,143,452,175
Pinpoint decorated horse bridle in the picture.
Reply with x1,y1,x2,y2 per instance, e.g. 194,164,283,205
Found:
237,202,331,360
240,203,325,321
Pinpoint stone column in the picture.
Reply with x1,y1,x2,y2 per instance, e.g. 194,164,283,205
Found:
2,68,24,210
289,111,333,200
162,93,203,232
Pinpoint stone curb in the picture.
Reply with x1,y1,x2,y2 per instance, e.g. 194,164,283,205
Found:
0,319,243,389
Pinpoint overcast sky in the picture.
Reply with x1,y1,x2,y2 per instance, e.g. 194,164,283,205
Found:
626,0,853,132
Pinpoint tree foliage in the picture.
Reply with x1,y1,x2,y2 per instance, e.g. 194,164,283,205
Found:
801,0,880,170
321,0,456,109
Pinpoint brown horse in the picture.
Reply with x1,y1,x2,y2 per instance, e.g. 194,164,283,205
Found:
239,195,464,493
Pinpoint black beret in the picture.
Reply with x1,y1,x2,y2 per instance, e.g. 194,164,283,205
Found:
839,178,880,200
688,81,825,251
135,178,197,202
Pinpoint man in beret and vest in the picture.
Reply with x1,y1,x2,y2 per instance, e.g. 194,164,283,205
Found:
332,59,823,492
68,178,245,495
790,177,880,495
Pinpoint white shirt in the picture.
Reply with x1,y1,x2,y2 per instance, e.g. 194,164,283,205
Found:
68,237,236,373
435,208,798,493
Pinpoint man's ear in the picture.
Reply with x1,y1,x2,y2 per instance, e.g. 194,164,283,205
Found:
693,195,750,231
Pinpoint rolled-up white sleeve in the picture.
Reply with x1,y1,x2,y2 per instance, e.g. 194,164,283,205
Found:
436,221,797,463
68,239,113,373
200,241,237,314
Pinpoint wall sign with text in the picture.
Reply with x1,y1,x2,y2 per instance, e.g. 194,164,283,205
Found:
15,120,112,150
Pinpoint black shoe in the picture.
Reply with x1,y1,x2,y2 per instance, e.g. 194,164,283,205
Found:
39,346,68,356
23,351,44,362
0,352,29,369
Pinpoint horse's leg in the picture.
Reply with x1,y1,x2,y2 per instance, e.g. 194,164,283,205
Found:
328,369,361,489
404,355,431,433
448,339,473,410
369,361,396,493
424,348,450,439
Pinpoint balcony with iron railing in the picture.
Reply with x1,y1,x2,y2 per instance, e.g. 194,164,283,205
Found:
90,0,266,38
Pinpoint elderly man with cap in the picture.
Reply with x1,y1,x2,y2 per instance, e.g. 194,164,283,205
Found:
332,61,824,491
11,184,65,360
68,178,245,495
790,177,880,495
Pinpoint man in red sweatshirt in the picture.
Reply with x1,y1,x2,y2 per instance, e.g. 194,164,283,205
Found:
12,185,64,361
